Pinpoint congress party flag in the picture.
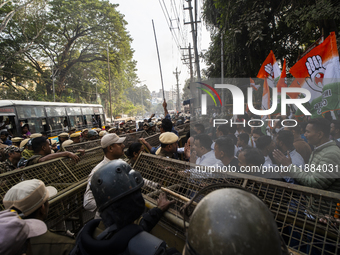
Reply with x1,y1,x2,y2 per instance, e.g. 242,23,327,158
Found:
257,50,281,88
276,58,287,93
289,32,340,118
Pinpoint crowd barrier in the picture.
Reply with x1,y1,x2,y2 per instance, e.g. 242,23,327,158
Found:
134,153,340,255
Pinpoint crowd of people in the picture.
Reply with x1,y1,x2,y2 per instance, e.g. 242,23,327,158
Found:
0,100,339,254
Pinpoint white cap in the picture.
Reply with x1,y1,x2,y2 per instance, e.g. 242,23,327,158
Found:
101,134,126,148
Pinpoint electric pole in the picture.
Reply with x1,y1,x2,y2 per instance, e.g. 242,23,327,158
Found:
173,67,181,112
184,0,201,82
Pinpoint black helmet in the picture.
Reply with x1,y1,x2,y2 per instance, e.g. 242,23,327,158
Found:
185,188,282,255
87,129,98,138
90,160,144,212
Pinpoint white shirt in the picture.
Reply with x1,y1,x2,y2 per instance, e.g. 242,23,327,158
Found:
263,155,275,168
83,156,113,212
289,149,305,168
196,150,223,167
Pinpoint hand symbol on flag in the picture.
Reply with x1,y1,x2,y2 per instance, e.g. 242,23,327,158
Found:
264,63,274,77
305,55,325,91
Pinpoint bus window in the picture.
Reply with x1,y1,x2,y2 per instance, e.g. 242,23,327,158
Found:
47,116,64,134
69,115,83,129
84,115,93,128
46,107,66,117
17,106,45,119
20,119,45,134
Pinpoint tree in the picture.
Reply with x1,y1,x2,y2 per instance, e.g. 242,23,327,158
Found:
202,0,340,79
24,0,137,98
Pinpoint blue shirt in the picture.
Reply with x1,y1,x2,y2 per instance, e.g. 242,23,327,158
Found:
3,139,12,146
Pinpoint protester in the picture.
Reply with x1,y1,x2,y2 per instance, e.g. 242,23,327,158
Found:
125,142,144,166
214,137,240,172
273,118,340,192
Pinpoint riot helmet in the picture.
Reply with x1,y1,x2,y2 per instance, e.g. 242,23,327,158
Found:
87,129,98,140
90,159,144,212
184,188,283,255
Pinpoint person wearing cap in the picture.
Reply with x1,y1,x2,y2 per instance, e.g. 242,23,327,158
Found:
68,126,77,136
140,118,178,155
99,130,106,138
74,160,178,255
83,133,126,214
25,137,80,167
142,122,149,132
87,129,99,140
51,140,58,153
0,146,22,173
11,137,24,147
80,129,89,142
108,127,116,134
0,209,47,255
58,132,69,148
157,132,179,159
147,122,156,135
3,179,75,255
70,132,81,143
60,140,73,152
21,138,33,160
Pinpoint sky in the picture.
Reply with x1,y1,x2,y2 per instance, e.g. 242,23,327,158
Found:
111,0,211,96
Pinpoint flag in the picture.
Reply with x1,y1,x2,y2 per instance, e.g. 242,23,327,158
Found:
257,50,281,88
250,77,260,91
289,32,340,118
276,58,287,93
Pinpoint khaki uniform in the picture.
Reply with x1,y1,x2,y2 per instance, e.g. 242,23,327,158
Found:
25,155,43,167
22,149,34,160
157,149,176,159
30,230,75,255
0,159,16,174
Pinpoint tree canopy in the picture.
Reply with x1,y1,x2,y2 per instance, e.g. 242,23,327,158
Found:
202,0,340,78
0,0,143,117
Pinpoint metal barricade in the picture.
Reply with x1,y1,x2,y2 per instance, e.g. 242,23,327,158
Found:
175,123,190,136
122,130,150,148
64,140,101,152
144,133,161,148
0,147,104,210
134,153,340,255
46,180,93,232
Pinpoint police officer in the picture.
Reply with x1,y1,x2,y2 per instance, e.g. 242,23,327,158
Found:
11,137,24,147
58,132,69,149
0,146,22,173
70,132,81,143
156,132,178,159
73,160,179,255
183,188,287,255
87,130,99,140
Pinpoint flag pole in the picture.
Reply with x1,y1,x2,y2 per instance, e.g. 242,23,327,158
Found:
152,19,165,100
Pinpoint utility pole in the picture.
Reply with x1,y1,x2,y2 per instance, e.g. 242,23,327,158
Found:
51,63,55,102
107,44,112,123
184,0,201,82
173,67,181,112
181,43,194,83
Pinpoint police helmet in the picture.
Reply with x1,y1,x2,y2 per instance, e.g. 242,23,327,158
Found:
90,160,144,212
185,188,283,255
87,129,98,138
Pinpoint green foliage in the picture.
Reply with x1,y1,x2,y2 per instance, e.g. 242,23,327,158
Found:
0,0,139,118
202,0,340,79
